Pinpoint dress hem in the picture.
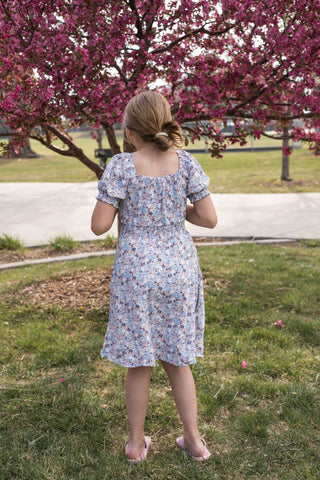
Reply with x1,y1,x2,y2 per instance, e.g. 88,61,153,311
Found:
100,352,203,368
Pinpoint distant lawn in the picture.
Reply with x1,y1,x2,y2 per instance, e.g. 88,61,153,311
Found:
1,242,319,479
0,131,115,183
0,131,319,193
198,147,320,193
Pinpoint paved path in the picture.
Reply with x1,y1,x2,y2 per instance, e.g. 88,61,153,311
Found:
0,183,319,247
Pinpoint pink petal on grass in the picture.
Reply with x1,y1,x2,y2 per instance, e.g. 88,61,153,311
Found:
61,378,66,383
277,320,282,328
242,361,247,369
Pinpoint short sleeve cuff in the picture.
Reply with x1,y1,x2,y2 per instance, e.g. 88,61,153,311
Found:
188,189,210,204
96,192,119,208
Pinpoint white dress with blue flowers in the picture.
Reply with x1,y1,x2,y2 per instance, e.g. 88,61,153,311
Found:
97,150,210,367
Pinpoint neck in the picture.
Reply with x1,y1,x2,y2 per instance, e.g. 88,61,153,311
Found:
136,142,161,155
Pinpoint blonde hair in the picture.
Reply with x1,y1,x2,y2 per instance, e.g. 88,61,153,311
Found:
123,91,184,152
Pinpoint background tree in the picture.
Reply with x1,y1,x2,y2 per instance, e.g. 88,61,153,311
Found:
0,121,37,158
1,0,319,179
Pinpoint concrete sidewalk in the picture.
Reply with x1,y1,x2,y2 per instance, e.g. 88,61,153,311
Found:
0,183,319,247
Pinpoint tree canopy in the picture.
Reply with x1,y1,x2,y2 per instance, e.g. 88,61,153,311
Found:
1,0,320,178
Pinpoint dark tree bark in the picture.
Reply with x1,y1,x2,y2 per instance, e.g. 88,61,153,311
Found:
103,124,121,155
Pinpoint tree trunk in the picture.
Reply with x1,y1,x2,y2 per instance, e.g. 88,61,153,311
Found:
95,128,106,168
7,138,38,158
96,128,103,150
104,124,121,155
281,126,291,181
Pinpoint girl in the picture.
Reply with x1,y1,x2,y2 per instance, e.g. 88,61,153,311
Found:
91,91,217,463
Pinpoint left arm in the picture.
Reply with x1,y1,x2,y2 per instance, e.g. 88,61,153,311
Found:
186,195,218,228
91,200,117,236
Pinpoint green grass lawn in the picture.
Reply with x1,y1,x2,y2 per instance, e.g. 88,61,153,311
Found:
1,132,319,192
198,147,320,193
1,242,319,479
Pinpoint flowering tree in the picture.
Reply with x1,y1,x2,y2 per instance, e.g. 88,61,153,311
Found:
1,0,319,179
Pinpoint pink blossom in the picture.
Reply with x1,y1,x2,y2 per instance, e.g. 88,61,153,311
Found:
282,147,292,156
242,361,247,369
253,129,261,140
277,320,282,328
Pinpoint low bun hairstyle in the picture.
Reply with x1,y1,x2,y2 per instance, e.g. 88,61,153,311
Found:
123,91,184,152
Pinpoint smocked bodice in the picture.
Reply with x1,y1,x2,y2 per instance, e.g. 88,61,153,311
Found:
97,150,210,230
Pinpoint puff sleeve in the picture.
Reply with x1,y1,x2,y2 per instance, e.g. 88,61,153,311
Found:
96,155,127,209
186,153,210,204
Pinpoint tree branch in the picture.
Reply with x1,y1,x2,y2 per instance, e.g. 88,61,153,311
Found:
29,134,77,156
259,131,290,141
112,62,129,85
42,125,52,146
229,69,290,116
0,132,18,137
150,23,233,55
127,0,144,38
37,125,104,178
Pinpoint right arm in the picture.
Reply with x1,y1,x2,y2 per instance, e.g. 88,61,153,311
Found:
91,200,117,235
186,195,217,229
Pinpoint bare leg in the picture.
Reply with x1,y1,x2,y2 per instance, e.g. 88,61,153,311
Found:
125,366,152,460
161,360,206,456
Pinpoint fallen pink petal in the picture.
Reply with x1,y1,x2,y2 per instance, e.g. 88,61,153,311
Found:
242,361,247,369
277,320,282,328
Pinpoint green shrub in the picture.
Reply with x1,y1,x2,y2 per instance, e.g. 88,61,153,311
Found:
0,233,24,251
99,234,117,248
48,234,78,252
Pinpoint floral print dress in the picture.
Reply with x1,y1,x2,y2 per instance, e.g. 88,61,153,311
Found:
97,150,210,367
